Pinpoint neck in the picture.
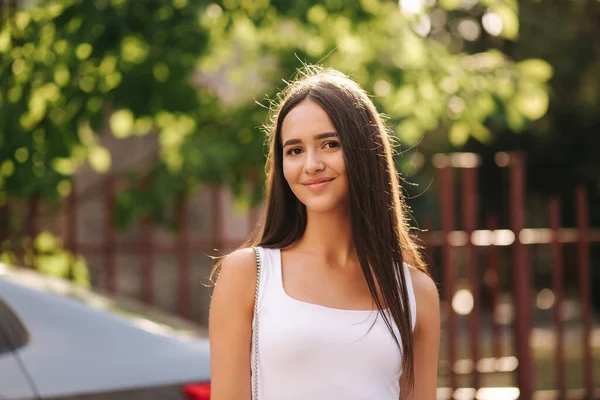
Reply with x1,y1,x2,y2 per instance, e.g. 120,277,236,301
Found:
295,206,356,267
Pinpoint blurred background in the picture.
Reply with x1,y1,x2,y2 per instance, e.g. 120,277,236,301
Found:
0,0,599,398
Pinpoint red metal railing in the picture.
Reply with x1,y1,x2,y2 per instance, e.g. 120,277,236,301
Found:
462,162,482,391
177,193,191,319
509,152,534,399
426,152,598,400
103,177,117,294
549,197,566,398
486,213,503,360
437,162,459,391
576,186,594,397
7,151,597,399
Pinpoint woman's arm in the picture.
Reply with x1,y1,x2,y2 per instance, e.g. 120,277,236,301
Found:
208,248,258,400
405,268,441,400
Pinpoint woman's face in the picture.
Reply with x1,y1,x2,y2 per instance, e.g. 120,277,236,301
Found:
280,99,349,214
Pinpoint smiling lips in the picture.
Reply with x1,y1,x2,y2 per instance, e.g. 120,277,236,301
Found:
303,178,334,191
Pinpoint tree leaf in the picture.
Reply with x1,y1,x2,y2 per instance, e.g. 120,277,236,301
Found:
470,122,492,143
517,59,553,82
449,122,470,146
506,105,526,131
513,88,549,120
88,146,111,173
490,4,519,40
35,231,59,253
439,0,463,11
110,109,135,138
396,119,423,146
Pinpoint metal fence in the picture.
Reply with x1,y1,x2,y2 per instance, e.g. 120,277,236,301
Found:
4,151,598,400
423,152,598,399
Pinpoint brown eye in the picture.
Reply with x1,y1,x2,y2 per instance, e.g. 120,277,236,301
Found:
287,148,302,155
324,141,341,149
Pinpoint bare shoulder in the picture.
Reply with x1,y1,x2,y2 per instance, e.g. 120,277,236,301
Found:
408,267,439,301
217,247,258,280
408,267,440,331
211,248,258,312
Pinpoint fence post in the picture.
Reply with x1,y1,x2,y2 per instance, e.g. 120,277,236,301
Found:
177,193,191,319
508,152,533,399
140,214,154,305
0,204,7,252
576,186,594,399
104,177,117,294
28,194,40,239
212,185,225,252
65,183,77,281
249,205,260,240
65,184,77,253
422,218,435,275
139,174,154,306
486,214,502,359
548,197,566,398
436,156,458,392
462,165,481,389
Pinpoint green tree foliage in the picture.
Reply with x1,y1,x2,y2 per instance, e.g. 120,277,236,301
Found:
1,231,90,287
175,0,552,213
0,0,552,232
475,0,600,198
0,0,208,206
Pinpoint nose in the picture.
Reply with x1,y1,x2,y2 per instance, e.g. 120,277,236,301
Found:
304,150,325,174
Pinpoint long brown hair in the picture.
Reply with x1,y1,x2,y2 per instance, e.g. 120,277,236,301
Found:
212,66,427,393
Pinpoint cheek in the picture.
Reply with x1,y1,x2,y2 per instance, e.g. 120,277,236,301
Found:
334,153,347,177
282,158,297,183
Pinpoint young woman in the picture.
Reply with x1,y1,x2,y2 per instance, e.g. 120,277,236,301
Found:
209,67,440,399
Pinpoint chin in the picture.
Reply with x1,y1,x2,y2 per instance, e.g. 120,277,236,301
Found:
300,195,347,214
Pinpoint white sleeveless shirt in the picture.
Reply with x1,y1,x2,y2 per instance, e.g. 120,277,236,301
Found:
253,247,417,400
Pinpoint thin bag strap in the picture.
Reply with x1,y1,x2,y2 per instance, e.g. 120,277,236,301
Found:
251,247,261,400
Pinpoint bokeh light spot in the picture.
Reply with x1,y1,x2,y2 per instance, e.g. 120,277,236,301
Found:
452,289,474,315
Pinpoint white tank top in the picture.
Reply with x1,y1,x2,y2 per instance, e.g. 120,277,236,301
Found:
253,247,417,400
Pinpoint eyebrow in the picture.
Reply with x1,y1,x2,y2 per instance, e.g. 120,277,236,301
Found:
282,132,338,148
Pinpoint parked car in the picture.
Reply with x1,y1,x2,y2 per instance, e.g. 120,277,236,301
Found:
0,263,211,399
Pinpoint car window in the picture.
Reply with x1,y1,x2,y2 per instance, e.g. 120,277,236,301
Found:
0,296,29,354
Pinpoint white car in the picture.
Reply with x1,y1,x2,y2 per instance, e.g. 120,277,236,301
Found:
0,264,211,399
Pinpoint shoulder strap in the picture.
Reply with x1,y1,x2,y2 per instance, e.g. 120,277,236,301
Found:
251,246,261,400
